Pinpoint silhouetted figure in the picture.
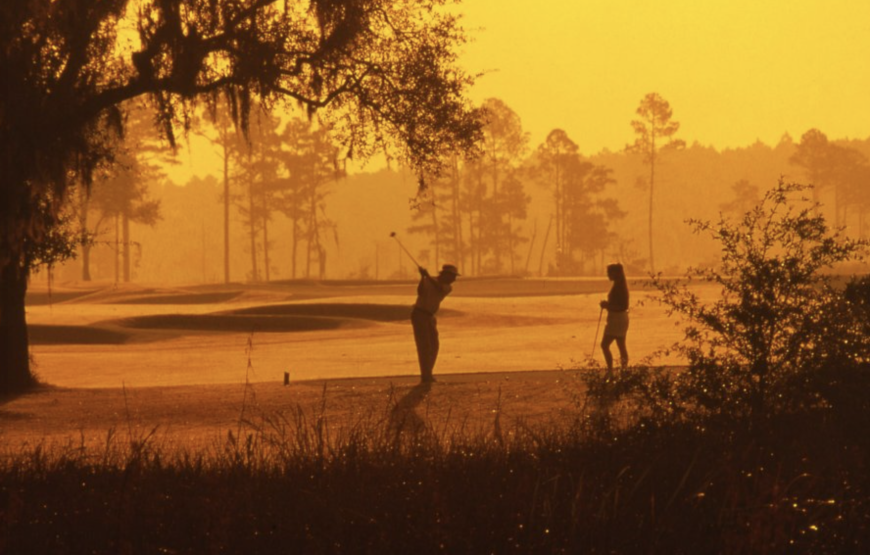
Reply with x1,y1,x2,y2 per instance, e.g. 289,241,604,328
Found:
600,263,629,370
411,264,459,383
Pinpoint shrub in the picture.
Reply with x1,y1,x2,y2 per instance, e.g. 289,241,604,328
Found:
586,180,869,430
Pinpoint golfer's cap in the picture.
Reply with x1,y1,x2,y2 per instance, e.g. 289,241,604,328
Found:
440,264,460,276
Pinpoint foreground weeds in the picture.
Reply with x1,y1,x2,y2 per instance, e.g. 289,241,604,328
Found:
1,381,868,555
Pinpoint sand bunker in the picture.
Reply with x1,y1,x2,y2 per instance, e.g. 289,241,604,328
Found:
111,303,464,333
110,291,243,305
25,290,100,306
230,302,461,321
96,302,468,337
71,289,245,305
29,324,129,345
30,302,462,343
113,313,351,333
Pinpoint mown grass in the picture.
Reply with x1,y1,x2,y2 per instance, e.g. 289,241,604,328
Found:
2,379,868,555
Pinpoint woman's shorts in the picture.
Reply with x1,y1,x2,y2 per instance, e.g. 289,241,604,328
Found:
603,310,629,338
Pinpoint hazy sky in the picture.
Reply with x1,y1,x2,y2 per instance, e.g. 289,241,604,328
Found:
171,0,870,182
457,0,870,154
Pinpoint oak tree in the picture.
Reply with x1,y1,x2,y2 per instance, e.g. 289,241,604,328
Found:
0,0,482,393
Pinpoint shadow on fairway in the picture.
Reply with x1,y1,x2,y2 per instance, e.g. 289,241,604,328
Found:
390,382,432,435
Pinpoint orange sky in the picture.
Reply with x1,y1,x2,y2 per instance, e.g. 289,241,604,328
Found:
170,0,870,182
457,0,870,154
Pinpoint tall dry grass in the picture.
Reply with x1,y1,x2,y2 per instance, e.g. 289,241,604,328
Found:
2,377,868,554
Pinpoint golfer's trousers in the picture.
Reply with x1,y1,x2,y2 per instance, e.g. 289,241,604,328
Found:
411,307,439,380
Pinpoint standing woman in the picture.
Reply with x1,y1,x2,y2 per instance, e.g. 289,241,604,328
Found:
599,263,629,370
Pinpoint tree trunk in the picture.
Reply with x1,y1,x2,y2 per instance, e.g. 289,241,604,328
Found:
555,169,563,261
539,215,553,277
306,190,317,279
291,217,298,279
431,198,439,270
318,245,326,280
0,256,34,395
223,145,231,284
508,212,515,274
834,184,842,229
248,185,258,283
474,205,482,275
201,220,207,283
860,210,866,239
122,212,131,282
114,214,120,284
451,167,464,272
648,154,656,274
81,239,92,282
262,214,270,282
491,160,501,272
474,173,484,275
80,189,92,281
524,218,537,274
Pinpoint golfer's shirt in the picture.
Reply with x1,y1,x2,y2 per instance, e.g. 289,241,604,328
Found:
607,282,629,312
414,276,452,315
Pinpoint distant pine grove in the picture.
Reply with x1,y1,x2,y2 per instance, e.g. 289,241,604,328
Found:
46,115,870,285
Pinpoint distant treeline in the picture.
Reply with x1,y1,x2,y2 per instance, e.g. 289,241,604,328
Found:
49,99,870,284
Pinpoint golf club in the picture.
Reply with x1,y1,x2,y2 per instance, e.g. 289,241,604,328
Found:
590,306,604,359
390,231,421,268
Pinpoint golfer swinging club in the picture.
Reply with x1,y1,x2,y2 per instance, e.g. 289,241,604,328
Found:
599,262,629,370
411,263,460,383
